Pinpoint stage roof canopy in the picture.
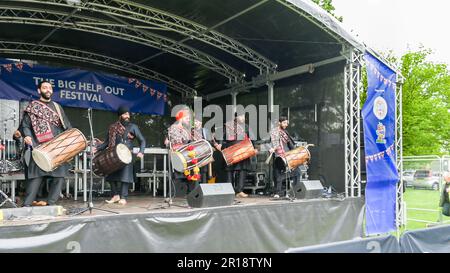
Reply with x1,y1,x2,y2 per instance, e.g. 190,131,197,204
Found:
0,0,366,98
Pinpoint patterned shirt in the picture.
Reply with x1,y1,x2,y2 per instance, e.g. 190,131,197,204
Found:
270,126,291,157
192,128,204,141
168,122,192,150
224,120,247,141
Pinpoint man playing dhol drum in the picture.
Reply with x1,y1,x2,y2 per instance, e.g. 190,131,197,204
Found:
269,116,301,198
222,112,258,198
167,108,199,195
22,80,72,207
192,116,218,184
96,106,145,205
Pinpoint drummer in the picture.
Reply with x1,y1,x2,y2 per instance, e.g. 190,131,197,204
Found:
223,112,258,198
269,116,300,198
167,107,198,195
21,80,72,207
96,106,145,205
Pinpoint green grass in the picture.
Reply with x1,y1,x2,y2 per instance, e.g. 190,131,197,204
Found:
403,187,450,230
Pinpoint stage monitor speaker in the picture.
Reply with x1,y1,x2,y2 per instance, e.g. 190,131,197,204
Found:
293,180,324,199
187,183,235,208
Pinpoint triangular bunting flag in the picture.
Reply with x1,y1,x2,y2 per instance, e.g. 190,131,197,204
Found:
15,62,23,71
3,64,12,72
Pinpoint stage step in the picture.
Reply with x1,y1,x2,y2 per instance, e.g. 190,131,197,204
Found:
0,206,65,221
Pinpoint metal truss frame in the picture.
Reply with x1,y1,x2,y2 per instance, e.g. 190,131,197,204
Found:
343,48,363,198
395,76,405,230
86,0,277,72
0,5,243,80
0,40,197,96
0,0,278,77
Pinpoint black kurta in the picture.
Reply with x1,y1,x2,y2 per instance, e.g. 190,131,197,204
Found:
21,101,72,179
97,122,146,183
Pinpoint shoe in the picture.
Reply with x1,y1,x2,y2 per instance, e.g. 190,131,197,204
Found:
235,192,248,198
106,195,120,204
34,201,47,206
118,199,127,205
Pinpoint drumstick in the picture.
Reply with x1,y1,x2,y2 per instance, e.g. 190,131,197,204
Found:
208,162,213,178
265,151,274,165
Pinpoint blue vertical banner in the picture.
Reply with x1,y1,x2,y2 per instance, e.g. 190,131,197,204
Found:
362,52,399,235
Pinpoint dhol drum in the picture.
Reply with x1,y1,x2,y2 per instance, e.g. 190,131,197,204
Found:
170,139,214,172
275,144,313,171
32,128,87,172
222,137,257,166
92,143,132,176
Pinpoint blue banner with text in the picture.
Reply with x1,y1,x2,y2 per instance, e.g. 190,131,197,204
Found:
0,58,167,115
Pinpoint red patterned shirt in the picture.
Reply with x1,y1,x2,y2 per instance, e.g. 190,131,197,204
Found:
168,122,192,150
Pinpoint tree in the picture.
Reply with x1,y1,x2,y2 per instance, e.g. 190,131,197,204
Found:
362,48,450,156
311,0,343,22
399,48,450,156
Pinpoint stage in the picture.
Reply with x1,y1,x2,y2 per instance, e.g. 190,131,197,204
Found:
0,194,364,253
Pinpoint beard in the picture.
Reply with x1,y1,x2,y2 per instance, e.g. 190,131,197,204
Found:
40,92,52,100
182,121,191,129
120,116,130,125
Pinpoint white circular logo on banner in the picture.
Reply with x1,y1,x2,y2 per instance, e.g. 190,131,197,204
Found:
373,96,388,120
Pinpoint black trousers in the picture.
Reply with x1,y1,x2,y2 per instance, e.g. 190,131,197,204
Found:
24,177,64,206
227,170,246,193
200,166,208,184
273,165,301,194
172,170,199,196
110,181,130,200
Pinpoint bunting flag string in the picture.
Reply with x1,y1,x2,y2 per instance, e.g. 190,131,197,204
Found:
3,64,12,72
15,62,23,71
365,144,395,164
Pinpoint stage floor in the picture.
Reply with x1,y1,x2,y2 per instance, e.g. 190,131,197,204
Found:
2,193,322,226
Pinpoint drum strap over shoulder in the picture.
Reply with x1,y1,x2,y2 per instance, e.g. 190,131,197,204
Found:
53,102,67,130
108,121,126,149
25,100,62,143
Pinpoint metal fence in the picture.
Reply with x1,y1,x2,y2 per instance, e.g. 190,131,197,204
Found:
403,155,450,228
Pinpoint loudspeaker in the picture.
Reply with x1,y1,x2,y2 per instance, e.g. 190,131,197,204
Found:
292,180,324,199
187,183,235,208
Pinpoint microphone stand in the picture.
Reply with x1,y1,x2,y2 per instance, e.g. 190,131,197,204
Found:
166,132,174,207
71,108,118,216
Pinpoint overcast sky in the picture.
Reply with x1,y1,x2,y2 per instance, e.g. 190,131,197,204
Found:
332,0,450,67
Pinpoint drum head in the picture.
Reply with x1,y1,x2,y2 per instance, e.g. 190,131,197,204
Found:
116,144,132,164
274,156,287,171
170,151,187,172
32,149,53,172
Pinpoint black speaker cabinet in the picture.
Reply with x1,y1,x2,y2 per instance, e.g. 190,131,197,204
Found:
293,180,324,199
187,183,235,208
